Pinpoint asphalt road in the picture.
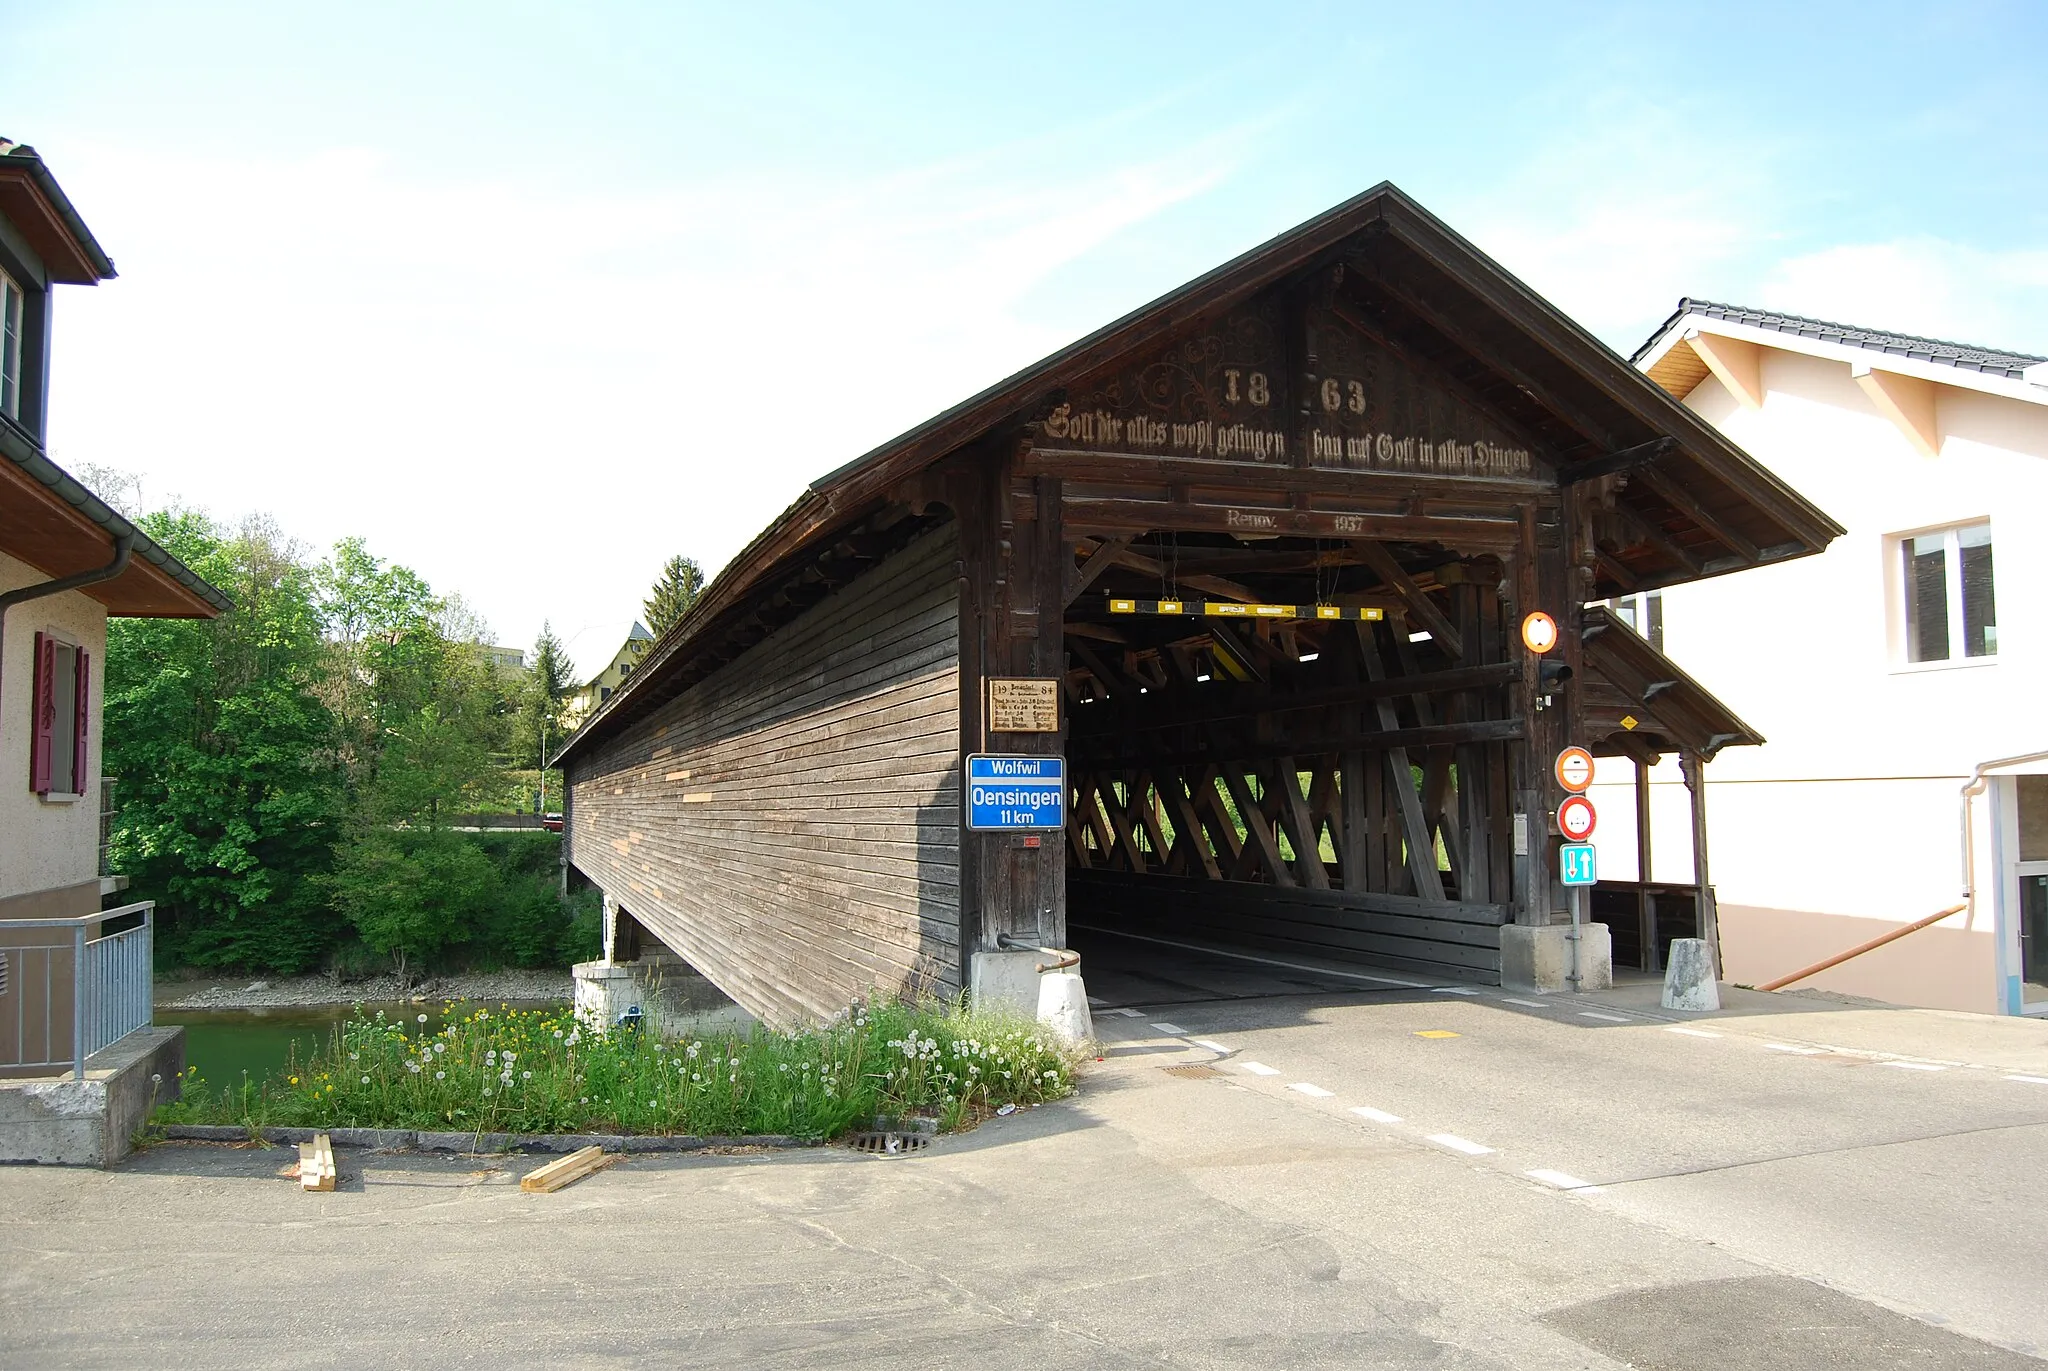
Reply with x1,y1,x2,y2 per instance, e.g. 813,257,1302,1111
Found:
4,937,2045,1369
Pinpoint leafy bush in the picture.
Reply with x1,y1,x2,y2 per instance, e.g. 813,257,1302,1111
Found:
156,998,1079,1140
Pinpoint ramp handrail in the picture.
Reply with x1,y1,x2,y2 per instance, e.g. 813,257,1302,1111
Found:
1756,902,1966,993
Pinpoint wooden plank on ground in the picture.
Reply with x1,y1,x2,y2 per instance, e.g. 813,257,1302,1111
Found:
299,1133,336,1192
521,1146,608,1193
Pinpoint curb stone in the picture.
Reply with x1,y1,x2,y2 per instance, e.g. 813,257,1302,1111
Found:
160,1124,813,1154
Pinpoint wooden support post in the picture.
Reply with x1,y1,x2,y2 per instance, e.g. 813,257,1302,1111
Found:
1161,767,1224,881
1635,755,1658,973
1222,767,1296,888
1273,756,1331,890
1340,749,1369,892
1357,623,1446,901
1681,749,1719,976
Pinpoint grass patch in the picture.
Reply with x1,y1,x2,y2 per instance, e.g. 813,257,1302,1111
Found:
153,997,1079,1141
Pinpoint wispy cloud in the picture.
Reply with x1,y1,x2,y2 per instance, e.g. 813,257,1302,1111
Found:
1758,238,2048,352
45,121,1251,665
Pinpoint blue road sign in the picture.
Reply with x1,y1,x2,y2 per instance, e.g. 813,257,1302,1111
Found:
966,754,1066,831
1560,842,1597,887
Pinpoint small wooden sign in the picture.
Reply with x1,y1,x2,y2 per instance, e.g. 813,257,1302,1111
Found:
987,678,1059,733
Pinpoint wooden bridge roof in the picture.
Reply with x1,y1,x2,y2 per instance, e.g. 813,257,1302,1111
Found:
1580,606,1763,762
556,182,1838,767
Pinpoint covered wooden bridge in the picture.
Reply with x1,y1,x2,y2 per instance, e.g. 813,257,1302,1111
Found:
552,183,1840,1026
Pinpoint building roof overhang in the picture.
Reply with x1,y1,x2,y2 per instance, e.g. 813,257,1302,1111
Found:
0,142,116,284
1,427,230,618
554,183,1841,769
1580,606,1762,763
1634,298,2048,421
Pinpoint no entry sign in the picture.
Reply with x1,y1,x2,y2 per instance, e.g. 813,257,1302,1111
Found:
1556,794,1597,842
1554,746,1595,793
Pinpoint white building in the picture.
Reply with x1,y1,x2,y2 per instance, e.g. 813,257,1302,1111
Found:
1611,300,2048,1015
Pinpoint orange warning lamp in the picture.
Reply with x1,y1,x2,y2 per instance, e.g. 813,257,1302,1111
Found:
1521,611,1559,654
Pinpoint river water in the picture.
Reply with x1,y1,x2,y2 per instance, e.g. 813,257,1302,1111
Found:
154,1002,567,1091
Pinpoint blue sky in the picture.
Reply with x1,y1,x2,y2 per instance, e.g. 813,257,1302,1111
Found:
9,1,2045,672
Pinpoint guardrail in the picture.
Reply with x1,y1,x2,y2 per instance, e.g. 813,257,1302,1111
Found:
1,901,154,1079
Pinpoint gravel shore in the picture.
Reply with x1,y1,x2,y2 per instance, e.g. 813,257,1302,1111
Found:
156,968,574,1010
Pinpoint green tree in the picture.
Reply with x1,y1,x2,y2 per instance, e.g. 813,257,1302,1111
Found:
105,513,345,972
642,555,705,638
326,829,499,989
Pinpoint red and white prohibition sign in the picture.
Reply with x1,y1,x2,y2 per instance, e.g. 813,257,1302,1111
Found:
1554,746,1595,793
1556,794,1597,842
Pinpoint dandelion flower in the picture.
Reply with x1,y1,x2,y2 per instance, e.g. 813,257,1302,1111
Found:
349,1053,359,1062
523,1070,532,1080
362,1075,371,1084
435,1071,446,1081
418,1014,429,1024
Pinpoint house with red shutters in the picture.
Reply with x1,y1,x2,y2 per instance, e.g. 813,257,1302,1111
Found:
0,140,228,1108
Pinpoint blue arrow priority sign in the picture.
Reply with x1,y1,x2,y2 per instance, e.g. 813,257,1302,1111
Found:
1560,842,1597,887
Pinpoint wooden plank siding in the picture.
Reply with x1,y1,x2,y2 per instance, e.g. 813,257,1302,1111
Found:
566,525,963,1027
1069,867,1509,984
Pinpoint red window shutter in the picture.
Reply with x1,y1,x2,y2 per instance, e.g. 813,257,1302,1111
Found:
73,648,90,797
29,631,54,794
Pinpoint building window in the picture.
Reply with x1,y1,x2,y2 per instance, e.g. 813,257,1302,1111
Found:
1900,523,1996,664
0,269,22,421
1609,591,1664,652
29,631,88,797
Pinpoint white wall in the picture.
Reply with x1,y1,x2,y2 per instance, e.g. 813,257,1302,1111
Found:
0,549,107,906
1621,349,2048,1010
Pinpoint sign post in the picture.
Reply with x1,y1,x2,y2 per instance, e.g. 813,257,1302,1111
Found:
966,755,1066,832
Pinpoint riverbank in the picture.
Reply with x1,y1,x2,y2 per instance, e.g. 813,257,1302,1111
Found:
156,968,575,1010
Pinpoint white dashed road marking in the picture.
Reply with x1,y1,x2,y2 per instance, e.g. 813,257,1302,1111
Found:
2006,1074,2048,1085
1765,1044,1827,1055
1579,1011,1631,1022
1430,986,1479,995
1149,1022,1189,1036
1103,1008,1143,1018
1665,1026,1722,1038
1427,1133,1495,1156
1350,1106,1402,1124
1527,1169,1603,1193
1239,1062,1280,1076
1500,997,1548,1008
1193,1040,1232,1054
1879,1061,1945,1072
1289,1083,1334,1098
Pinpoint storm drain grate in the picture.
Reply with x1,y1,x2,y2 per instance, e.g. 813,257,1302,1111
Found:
848,1131,930,1156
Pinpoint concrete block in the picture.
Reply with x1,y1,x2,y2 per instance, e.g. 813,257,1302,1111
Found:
0,1025,184,1167
969,950,1043,1019
1500,923,1613,995
1662,937,1721,1011
1035,970,1093,1044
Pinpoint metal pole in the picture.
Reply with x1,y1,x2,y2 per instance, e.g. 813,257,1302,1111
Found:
72,924,85,1080
1635,756,1657,973
1568,880,1583,991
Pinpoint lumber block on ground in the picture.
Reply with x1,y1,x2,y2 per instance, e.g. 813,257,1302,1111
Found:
299,1133,336,1192
521,1145,606,1193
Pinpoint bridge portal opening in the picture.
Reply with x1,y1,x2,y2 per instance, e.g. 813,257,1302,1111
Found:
1059,526,1523,988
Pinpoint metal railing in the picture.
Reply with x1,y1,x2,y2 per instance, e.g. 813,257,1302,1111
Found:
0,901,154,1079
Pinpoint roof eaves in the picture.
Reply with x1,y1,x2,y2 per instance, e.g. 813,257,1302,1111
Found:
0,140,116,281
1632,297,2047,382
1,427,232,615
